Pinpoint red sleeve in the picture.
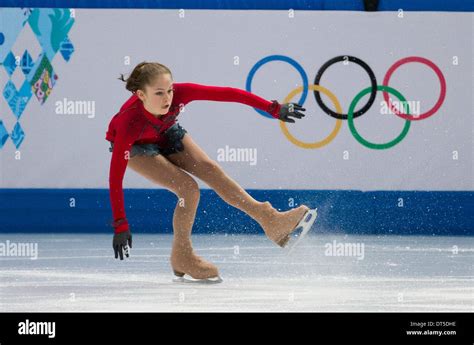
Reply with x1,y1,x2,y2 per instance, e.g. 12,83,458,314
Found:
176,83,281,118
108,117,141,233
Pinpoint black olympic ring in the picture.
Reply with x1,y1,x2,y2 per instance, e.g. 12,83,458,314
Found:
313,56,377,120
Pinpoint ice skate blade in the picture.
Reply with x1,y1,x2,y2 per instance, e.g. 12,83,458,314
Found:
285,208,318,254
172,275,223,285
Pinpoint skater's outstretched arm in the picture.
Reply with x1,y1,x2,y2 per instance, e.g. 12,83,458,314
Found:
175,82,306,122
107,116,143,260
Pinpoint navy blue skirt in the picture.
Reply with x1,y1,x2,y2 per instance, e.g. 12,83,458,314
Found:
109,123,187,157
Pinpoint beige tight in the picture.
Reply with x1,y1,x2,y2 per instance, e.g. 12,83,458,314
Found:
127,134,270,247
128,134,308,259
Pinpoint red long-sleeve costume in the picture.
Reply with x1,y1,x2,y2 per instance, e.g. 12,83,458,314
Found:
106,83,281,233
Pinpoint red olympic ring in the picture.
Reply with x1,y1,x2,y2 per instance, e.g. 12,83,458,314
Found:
382,56,446,121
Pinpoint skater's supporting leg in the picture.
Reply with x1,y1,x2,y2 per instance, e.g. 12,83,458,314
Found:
127,155,219,278
167,135,309,246
128,154,199,244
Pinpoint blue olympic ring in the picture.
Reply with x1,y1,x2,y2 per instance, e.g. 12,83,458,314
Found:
245,55,308,119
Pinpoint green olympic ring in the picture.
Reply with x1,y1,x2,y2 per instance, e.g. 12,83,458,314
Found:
348,85,411,150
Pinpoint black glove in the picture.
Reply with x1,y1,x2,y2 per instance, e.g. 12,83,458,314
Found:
113,230,132,260
272,100,306,123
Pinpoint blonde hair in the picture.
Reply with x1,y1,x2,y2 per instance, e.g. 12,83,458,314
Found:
118,62,173,93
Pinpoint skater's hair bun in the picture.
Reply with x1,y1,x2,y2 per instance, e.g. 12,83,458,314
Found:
118,62,173,93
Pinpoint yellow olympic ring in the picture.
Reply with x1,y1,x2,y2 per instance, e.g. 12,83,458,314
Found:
279,84,343,149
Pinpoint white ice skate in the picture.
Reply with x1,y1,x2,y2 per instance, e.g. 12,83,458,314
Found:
170,249,222,284
285,208,318,254
172,273,223,285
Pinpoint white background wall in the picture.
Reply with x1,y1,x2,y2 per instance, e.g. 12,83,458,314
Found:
1,10,472,191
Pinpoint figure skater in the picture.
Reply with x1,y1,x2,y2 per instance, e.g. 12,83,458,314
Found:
106,61,315,283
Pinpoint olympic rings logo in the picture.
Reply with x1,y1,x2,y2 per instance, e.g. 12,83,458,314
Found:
245,55,447,150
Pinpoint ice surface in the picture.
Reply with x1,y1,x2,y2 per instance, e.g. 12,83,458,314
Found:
0,234,472,312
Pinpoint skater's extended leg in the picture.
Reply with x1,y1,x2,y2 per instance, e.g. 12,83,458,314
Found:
167,135,266,221
167,135,309,246
127,155,219,279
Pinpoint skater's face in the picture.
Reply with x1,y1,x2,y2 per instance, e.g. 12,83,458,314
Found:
137,73,174,116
